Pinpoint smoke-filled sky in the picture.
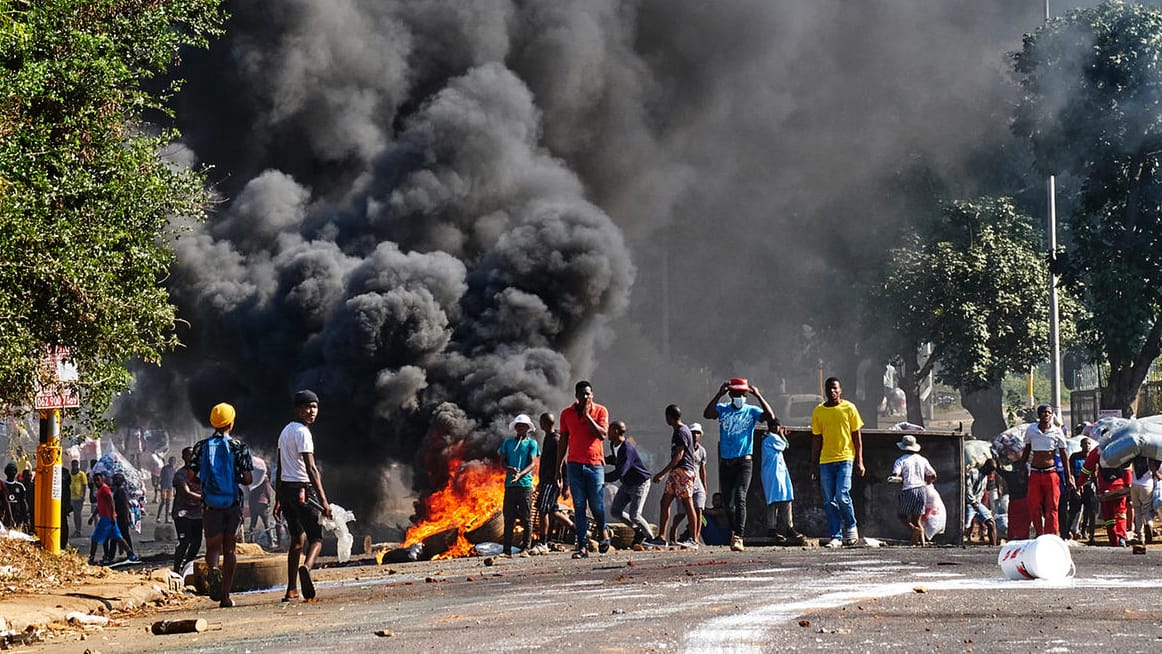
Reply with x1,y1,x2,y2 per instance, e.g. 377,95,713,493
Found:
117,0,1120,521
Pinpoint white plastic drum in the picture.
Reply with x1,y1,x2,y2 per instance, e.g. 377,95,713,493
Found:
997,534,1075,580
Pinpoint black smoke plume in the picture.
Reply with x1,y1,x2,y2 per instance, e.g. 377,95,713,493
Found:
120,1,1109,522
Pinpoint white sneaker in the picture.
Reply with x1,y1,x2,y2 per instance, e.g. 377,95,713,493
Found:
678,539,699,550
825,538,843,549
730,535,745,552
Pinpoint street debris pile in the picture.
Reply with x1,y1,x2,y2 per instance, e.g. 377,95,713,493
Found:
0,538,109,599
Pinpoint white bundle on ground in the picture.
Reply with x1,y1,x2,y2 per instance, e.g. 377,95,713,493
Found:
320,503,356,562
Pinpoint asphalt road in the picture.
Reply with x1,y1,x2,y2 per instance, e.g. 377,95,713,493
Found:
31,540,1162,654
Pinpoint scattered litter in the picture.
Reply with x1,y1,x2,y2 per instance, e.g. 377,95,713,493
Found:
798,619,811,628
611,608,625,615
319,503,357,563
474,542,504,557
913,586,928,593
66,612,109,626
374,629,394,637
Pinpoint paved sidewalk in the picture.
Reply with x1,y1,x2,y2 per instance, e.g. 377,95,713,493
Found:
0,567,176,645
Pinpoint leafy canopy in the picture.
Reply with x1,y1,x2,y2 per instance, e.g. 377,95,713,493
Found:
0,0,224,427
1013,0,1162,408
878,198,1072,393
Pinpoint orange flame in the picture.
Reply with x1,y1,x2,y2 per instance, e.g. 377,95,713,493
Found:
403,457,511,559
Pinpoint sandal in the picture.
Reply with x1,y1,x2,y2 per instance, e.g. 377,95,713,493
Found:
281,590,300,602
298,565,316,600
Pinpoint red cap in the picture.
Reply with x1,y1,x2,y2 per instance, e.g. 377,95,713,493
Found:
727,377,749,391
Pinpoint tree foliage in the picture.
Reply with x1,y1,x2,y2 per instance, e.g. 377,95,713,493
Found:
878,198,1074,432
1013,0,1162,414
0,0,224,428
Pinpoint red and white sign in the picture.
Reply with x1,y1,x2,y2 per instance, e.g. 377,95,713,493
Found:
34,346,80,410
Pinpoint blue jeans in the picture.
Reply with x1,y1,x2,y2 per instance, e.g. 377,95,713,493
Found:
567,462,606,550
819,460,857,539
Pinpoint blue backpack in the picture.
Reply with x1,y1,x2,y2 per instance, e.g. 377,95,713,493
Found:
199,433,238,509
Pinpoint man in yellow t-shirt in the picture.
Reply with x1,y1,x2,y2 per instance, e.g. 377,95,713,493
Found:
69,459,88,533
811,377,865,548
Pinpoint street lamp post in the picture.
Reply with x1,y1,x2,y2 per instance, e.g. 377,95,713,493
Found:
1045,1,1063,414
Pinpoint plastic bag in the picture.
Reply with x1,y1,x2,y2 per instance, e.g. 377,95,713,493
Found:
319,503,356,563
922,484,947,540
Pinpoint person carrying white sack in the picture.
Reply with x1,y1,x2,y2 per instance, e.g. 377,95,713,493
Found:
888,434,937,546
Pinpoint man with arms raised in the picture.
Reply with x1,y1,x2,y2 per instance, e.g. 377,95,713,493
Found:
275,390,332,601
703,377,776,552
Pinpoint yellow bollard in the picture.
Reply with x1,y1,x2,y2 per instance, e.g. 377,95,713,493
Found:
34,409,62,554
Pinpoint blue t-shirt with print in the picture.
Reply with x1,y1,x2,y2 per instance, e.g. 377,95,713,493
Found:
498,436,539,488
715,403,764,459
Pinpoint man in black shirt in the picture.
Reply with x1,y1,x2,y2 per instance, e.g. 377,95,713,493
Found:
532,413,572,553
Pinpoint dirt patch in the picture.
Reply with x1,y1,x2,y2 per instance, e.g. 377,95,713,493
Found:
0,540,111,598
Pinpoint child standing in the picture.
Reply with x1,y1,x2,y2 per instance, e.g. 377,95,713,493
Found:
888,434,937,546
498,414,539,557
761,418,805,545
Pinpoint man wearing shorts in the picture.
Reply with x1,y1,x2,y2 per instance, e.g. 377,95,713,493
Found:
532,413,566,553
646,405,700,549
87,471,136,565
189,403,253,608
275,390,332,601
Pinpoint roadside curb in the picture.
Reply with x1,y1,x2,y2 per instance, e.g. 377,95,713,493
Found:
0,569,175,638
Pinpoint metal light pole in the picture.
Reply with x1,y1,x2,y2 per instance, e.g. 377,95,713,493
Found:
1045,1,1063,413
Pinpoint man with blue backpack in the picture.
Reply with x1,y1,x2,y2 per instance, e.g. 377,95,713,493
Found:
188,402,254,608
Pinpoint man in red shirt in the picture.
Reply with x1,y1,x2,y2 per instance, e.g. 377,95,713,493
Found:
555,381,609,558
87,472,135,565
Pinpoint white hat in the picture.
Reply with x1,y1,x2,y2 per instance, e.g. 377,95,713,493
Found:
897,434,921,452
689,422,703,434
509,414,535,431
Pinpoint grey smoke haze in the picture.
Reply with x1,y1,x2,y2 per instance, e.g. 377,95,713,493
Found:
118,1,1118,521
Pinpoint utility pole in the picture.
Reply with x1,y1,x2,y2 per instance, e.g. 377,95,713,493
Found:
34,409,62,554
1045,1,1063,413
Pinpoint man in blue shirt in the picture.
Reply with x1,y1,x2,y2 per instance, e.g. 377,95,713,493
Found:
702,377,776,552
498,414,540,557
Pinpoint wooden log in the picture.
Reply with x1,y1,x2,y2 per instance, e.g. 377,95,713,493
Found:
151,619,208,635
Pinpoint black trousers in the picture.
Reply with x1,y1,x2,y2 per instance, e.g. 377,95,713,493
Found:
719,457,753,537
503,486,534,553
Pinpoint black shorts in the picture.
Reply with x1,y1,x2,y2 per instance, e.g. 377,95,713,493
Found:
535,482,560,519
203,504,242,538
279,482,323,543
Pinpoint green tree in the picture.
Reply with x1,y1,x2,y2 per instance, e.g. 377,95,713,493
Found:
878,198,1070,437
1013,0,1162,417
0,0,224,428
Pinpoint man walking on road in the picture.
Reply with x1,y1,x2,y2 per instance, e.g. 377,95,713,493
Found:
189,403,253,608
703,378,776,552
811,377,866,548
275,390,332,601
605,420,655,547
647,405,700,549
556,381,610,558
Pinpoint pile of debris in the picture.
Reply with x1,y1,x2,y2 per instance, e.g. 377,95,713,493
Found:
0,538,108,598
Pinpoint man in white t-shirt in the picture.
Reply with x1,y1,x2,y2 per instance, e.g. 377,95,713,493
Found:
274,389,331,602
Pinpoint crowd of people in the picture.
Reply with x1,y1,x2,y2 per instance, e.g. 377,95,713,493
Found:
965,405,1161,547
496,375,884,557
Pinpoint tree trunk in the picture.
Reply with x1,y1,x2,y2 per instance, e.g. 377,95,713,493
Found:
1103,313,1162,417
961,384,1006,439
900,356,925,428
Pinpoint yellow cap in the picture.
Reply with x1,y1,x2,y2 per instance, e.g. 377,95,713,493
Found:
209,403,236,429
